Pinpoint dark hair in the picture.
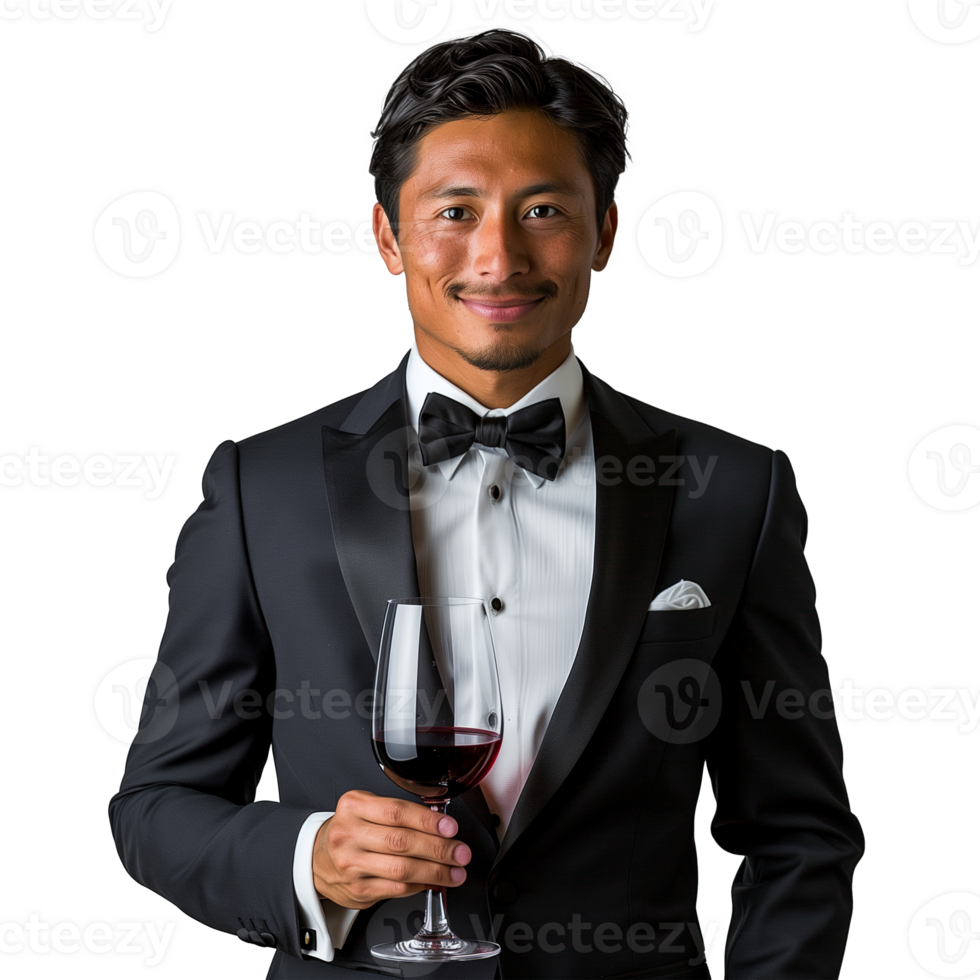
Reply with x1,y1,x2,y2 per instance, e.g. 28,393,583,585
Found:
369,29,629,241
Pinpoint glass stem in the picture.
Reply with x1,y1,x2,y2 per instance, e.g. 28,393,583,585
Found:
417,800,453,939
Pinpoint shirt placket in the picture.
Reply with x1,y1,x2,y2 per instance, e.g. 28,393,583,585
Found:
473,447,524,826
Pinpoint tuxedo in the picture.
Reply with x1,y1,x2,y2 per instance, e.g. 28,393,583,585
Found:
109,351,864,979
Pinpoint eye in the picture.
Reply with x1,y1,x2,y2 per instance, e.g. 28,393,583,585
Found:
439,206,472,221
527,205,559,219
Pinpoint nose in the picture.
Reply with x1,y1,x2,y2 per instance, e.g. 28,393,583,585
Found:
470,206,530,282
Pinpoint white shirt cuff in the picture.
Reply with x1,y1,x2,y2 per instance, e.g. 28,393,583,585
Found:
292,810,361,961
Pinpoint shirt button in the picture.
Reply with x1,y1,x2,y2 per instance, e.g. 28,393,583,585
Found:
490,596,503,614
488,483,502,503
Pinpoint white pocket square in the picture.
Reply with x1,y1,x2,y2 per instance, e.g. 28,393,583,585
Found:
647,579,711,611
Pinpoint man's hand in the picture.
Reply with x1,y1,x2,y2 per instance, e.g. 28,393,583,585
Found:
313,789,472,909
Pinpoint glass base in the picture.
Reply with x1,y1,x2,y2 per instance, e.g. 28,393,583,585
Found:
371,937,501,962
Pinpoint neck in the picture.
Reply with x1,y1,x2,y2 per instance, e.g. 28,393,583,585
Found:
413,329,572,408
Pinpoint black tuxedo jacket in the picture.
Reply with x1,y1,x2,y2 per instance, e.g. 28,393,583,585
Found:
109,353,863,979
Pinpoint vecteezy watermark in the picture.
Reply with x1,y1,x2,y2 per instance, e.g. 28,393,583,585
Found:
0,0,172,30
637,659,722,743
909,425,980,512
364,426,720,512
637,668,980,742
909,0,980,44
909,893,980,977
95,192,180,278
367,896,716,966
473,914,714,963
196,682,445,724
95,658,179,744
637,192,723,278
740,213,980,265
0,446,177,500
197,213,377,255
364,0,452,44
0,916,174,965
365,0,714,43
101,664,980,746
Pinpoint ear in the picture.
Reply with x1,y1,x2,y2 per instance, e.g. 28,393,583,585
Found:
373,201,404,275
591,200,618,272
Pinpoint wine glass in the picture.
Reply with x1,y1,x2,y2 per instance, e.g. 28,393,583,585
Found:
369,597,503,964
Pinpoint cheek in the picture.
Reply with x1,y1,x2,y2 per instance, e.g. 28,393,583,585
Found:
538,238,591,282
406,232,467,275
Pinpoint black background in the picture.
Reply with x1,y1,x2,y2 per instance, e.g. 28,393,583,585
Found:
0,0,980,977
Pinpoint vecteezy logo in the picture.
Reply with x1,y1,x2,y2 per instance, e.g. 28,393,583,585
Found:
909,893,980,977
364,0,452,43
95,191,180,277
908,425,980,511
364,425,450,512
909,0,980,43
637,191,723,277
637,658,722,743
95,658,179,743
366,896,441,976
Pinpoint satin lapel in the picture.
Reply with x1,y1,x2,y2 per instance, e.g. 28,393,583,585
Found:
321,353,421,662
491,364,677,871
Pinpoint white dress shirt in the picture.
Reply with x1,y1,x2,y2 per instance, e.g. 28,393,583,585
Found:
293,342,597,961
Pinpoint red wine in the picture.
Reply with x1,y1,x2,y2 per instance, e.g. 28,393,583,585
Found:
372,726,502,802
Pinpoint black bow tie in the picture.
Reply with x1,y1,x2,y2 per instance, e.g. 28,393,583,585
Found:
417,391,567,482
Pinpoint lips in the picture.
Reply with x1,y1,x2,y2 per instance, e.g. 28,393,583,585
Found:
458,296,545,322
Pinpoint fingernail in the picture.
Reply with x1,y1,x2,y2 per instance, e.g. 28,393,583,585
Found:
450,866,466,883
454,843,471,864
438,817,456,836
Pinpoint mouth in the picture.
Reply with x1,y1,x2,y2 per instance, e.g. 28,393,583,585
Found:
458,295,545,322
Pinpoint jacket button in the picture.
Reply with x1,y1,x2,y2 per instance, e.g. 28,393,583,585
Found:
492,879,518,905
237,927,251,942
248,930,265,945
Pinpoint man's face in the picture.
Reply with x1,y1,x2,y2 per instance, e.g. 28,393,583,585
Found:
374,109,616,373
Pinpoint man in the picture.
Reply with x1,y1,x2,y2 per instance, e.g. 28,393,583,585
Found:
110,29,864,979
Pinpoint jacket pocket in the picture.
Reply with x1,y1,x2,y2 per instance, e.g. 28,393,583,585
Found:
639,606,715,644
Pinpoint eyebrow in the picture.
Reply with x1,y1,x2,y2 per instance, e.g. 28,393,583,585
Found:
417,180,579,202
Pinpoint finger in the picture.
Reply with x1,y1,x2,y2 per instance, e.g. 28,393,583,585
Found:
347,792,459,839
341,878,428,908
357,851,468,889
356,822,471,869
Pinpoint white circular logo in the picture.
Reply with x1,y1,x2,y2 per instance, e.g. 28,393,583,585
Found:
909,0,980,43
366,896,441,975
95,658,179,743
909,425,980,511
365,425,450,512
637,191,723,278
95,191,180,278
364,0,452,44
909,892,980,977
637,657,722,744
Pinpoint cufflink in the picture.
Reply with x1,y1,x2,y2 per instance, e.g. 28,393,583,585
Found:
301,928,317,952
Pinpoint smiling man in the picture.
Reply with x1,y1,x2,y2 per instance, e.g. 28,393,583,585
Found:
380,108,610,405
110,29,863,980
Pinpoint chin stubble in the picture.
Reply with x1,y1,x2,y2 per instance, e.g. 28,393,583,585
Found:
454,340,545,373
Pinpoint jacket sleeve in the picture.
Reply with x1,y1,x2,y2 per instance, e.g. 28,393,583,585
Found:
108,440,318,960
704,449,865,979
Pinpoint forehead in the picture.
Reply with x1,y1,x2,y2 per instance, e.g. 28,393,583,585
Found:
406,110,591,197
